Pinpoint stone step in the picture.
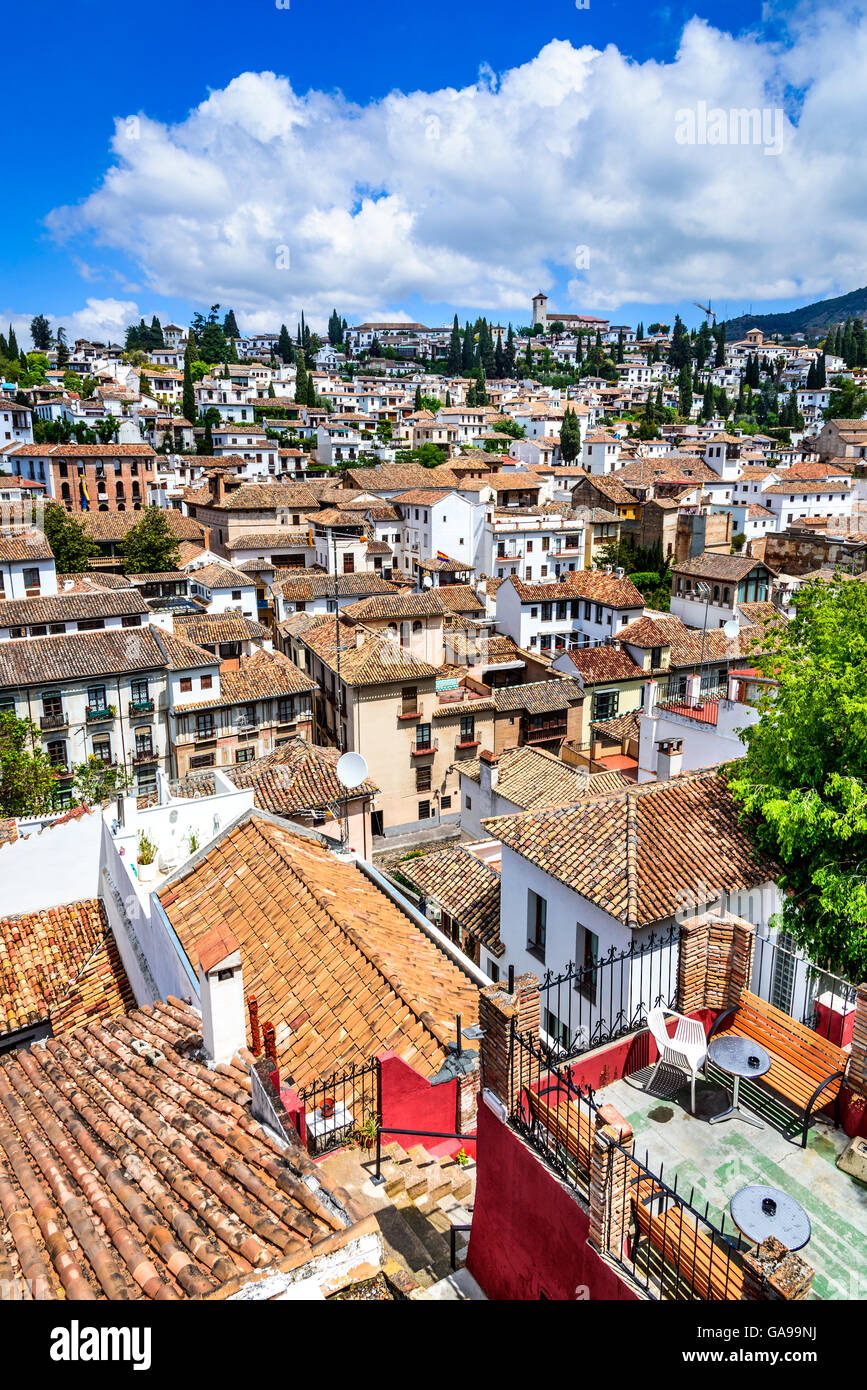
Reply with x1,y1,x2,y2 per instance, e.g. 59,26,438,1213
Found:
407,1145,436,1168
451,1175,474,1203
413,1266,487,1301
404,1171,429,1201
385,1142,410,1165
425,1176,453,1205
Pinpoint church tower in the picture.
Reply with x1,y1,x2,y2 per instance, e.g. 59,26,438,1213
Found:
532,292,548,329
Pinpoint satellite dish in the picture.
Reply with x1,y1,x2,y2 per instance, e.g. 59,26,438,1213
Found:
336,751,369,789
421,574,433,589
723,619,740,640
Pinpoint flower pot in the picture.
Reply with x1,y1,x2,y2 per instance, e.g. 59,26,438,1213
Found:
137,859,157,884
320,1097,336,1120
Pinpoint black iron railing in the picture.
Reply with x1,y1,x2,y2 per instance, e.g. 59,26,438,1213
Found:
535,925,681,1064
295,1056,380,1158
607,1139,748,1302
510,1024,598,1195
751,931,857,1042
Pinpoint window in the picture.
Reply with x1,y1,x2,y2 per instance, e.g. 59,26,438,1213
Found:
527,889,547,961
92,737,112,764
87,684,107,710
78,618,105,632
418,799,431,820
584,600,592,621
234,747,256,763
201,675,213,690
122,614,142,628
486,958,500,983
180,677,192,692
22,567,40,594
416,722,432,750
47,740,67,769
195,713,215,738
575,925,599,1004
190,752,215,769
592,689,619,721
541,602,552,622
441,794,451,810
465,793,472,810
459,714,476,745
416,765,432,792
595,605,603,624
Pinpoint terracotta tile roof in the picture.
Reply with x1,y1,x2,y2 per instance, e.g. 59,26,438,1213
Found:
0,996,351,1298
344,464,436,491
158,816,479,1084
11,443,156,457
341,591,444,622
302,618,439,687
460,745,605,811
222,737,378,813
484,769,776,927
575,476,640,505
173,613,270,645
179,648,315,710
80,510,203,543
764,480,851,496
0,589,148,627
392,489,452,506
0,530,53,562
431,585,486,615
0,627,172,687
0,819,18,847
492,678,583,714
0,899,133,1038
152,628,218,671
557,645,646,684
219,482,320,511
590,708,643,741
616,613,765,667
226,529,312,551
506,570,646,607
396,847,502,954
272,571,398,601
674,552,775,581
187,562,254,589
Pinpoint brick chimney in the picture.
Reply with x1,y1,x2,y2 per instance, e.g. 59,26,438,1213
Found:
212,471,226,506
479,748,500,795
197,926,245,1064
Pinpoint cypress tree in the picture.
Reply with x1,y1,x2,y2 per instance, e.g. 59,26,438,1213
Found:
494,335,505,379
294,358,307,404
278,324,294,364
461,321,474,372
306,374,316,408
636,321,644,340
817,353,827,389
842,317,855,366
447,315,462,374
414,384,423,410
445,390,452,407
182,338,196,423
678,363,693,416
504,324,516,378
7,325,18,359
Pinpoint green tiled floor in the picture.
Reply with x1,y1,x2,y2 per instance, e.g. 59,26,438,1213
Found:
600,1066,867,1301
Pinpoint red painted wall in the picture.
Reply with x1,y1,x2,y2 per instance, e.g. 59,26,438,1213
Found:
466,1099,638,1302
376,1051,476,1161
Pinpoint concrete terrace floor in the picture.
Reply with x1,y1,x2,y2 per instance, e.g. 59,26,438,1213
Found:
599,1064,867,1301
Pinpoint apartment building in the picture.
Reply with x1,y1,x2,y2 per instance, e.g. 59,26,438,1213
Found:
6,444,158,514
495,569,646,652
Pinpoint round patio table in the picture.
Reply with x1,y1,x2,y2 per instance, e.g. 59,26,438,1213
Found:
707,1035,770,1129
730,1184,811,1251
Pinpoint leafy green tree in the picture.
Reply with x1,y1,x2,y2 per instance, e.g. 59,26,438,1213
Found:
119,509,181,574
42,502,98,571
222,308,240,340
30,314,52,351
728,578,867,980
55,328,70,369
504,323,516,378
0,712,59,817
71,756,131,805
824,379,867,421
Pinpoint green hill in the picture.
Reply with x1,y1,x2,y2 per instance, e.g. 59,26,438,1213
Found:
722,286,867,343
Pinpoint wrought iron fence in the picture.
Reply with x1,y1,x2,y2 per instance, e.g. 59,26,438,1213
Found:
751,931,858,1042
295,1056,380,1158
535,925,681,1064
609,1139,749,1302
510,1024,598,1195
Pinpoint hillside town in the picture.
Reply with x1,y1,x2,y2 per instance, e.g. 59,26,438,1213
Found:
0,292,866,1311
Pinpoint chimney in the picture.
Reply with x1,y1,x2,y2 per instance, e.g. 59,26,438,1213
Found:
197,926,245,1064
642,678,658,714
656,738,683,781
213,471,226,506
479,748,500,796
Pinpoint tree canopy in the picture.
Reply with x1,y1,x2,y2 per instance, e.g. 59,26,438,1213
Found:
42,502,98,572
119,509,181,575
727,577,867,981
0,712,58,817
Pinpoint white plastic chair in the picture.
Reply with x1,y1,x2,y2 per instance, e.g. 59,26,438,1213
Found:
646,1008,708,1114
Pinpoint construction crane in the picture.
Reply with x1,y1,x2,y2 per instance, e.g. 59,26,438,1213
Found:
694,301,717,323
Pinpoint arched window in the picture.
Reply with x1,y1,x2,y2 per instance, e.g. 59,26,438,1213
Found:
412,620,423,634
713,585,720,602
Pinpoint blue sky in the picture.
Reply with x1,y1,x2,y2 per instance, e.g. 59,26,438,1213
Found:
4,0,866,342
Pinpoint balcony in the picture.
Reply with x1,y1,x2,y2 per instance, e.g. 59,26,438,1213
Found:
397,708,421,721
653,695,720,727
85,705,116,723
132,747,158,764
40,711,68,731
128,699,154,717
522,718,567,745
454,738,480,752
411,739,438,756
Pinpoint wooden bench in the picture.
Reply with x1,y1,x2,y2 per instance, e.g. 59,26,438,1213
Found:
524,1086,593,1170
631,1180,745,1301
707,988,848,1147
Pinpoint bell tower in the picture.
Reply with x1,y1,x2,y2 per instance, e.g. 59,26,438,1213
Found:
532,292,548,329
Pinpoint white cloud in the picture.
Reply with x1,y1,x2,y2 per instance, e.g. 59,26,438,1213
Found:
44,7,867,327
1,299,142,350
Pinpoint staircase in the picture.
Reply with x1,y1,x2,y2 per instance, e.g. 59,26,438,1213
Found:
374,1142,479,1297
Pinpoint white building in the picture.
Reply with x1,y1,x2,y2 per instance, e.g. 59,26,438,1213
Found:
495,569,645,653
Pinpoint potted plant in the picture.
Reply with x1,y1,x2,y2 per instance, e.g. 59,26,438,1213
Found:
137,831,158,883
320,1096,336,1120
353,1114,378,1151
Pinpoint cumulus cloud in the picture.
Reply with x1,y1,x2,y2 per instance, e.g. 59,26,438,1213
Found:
2,299,142,351
43,6,867,327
